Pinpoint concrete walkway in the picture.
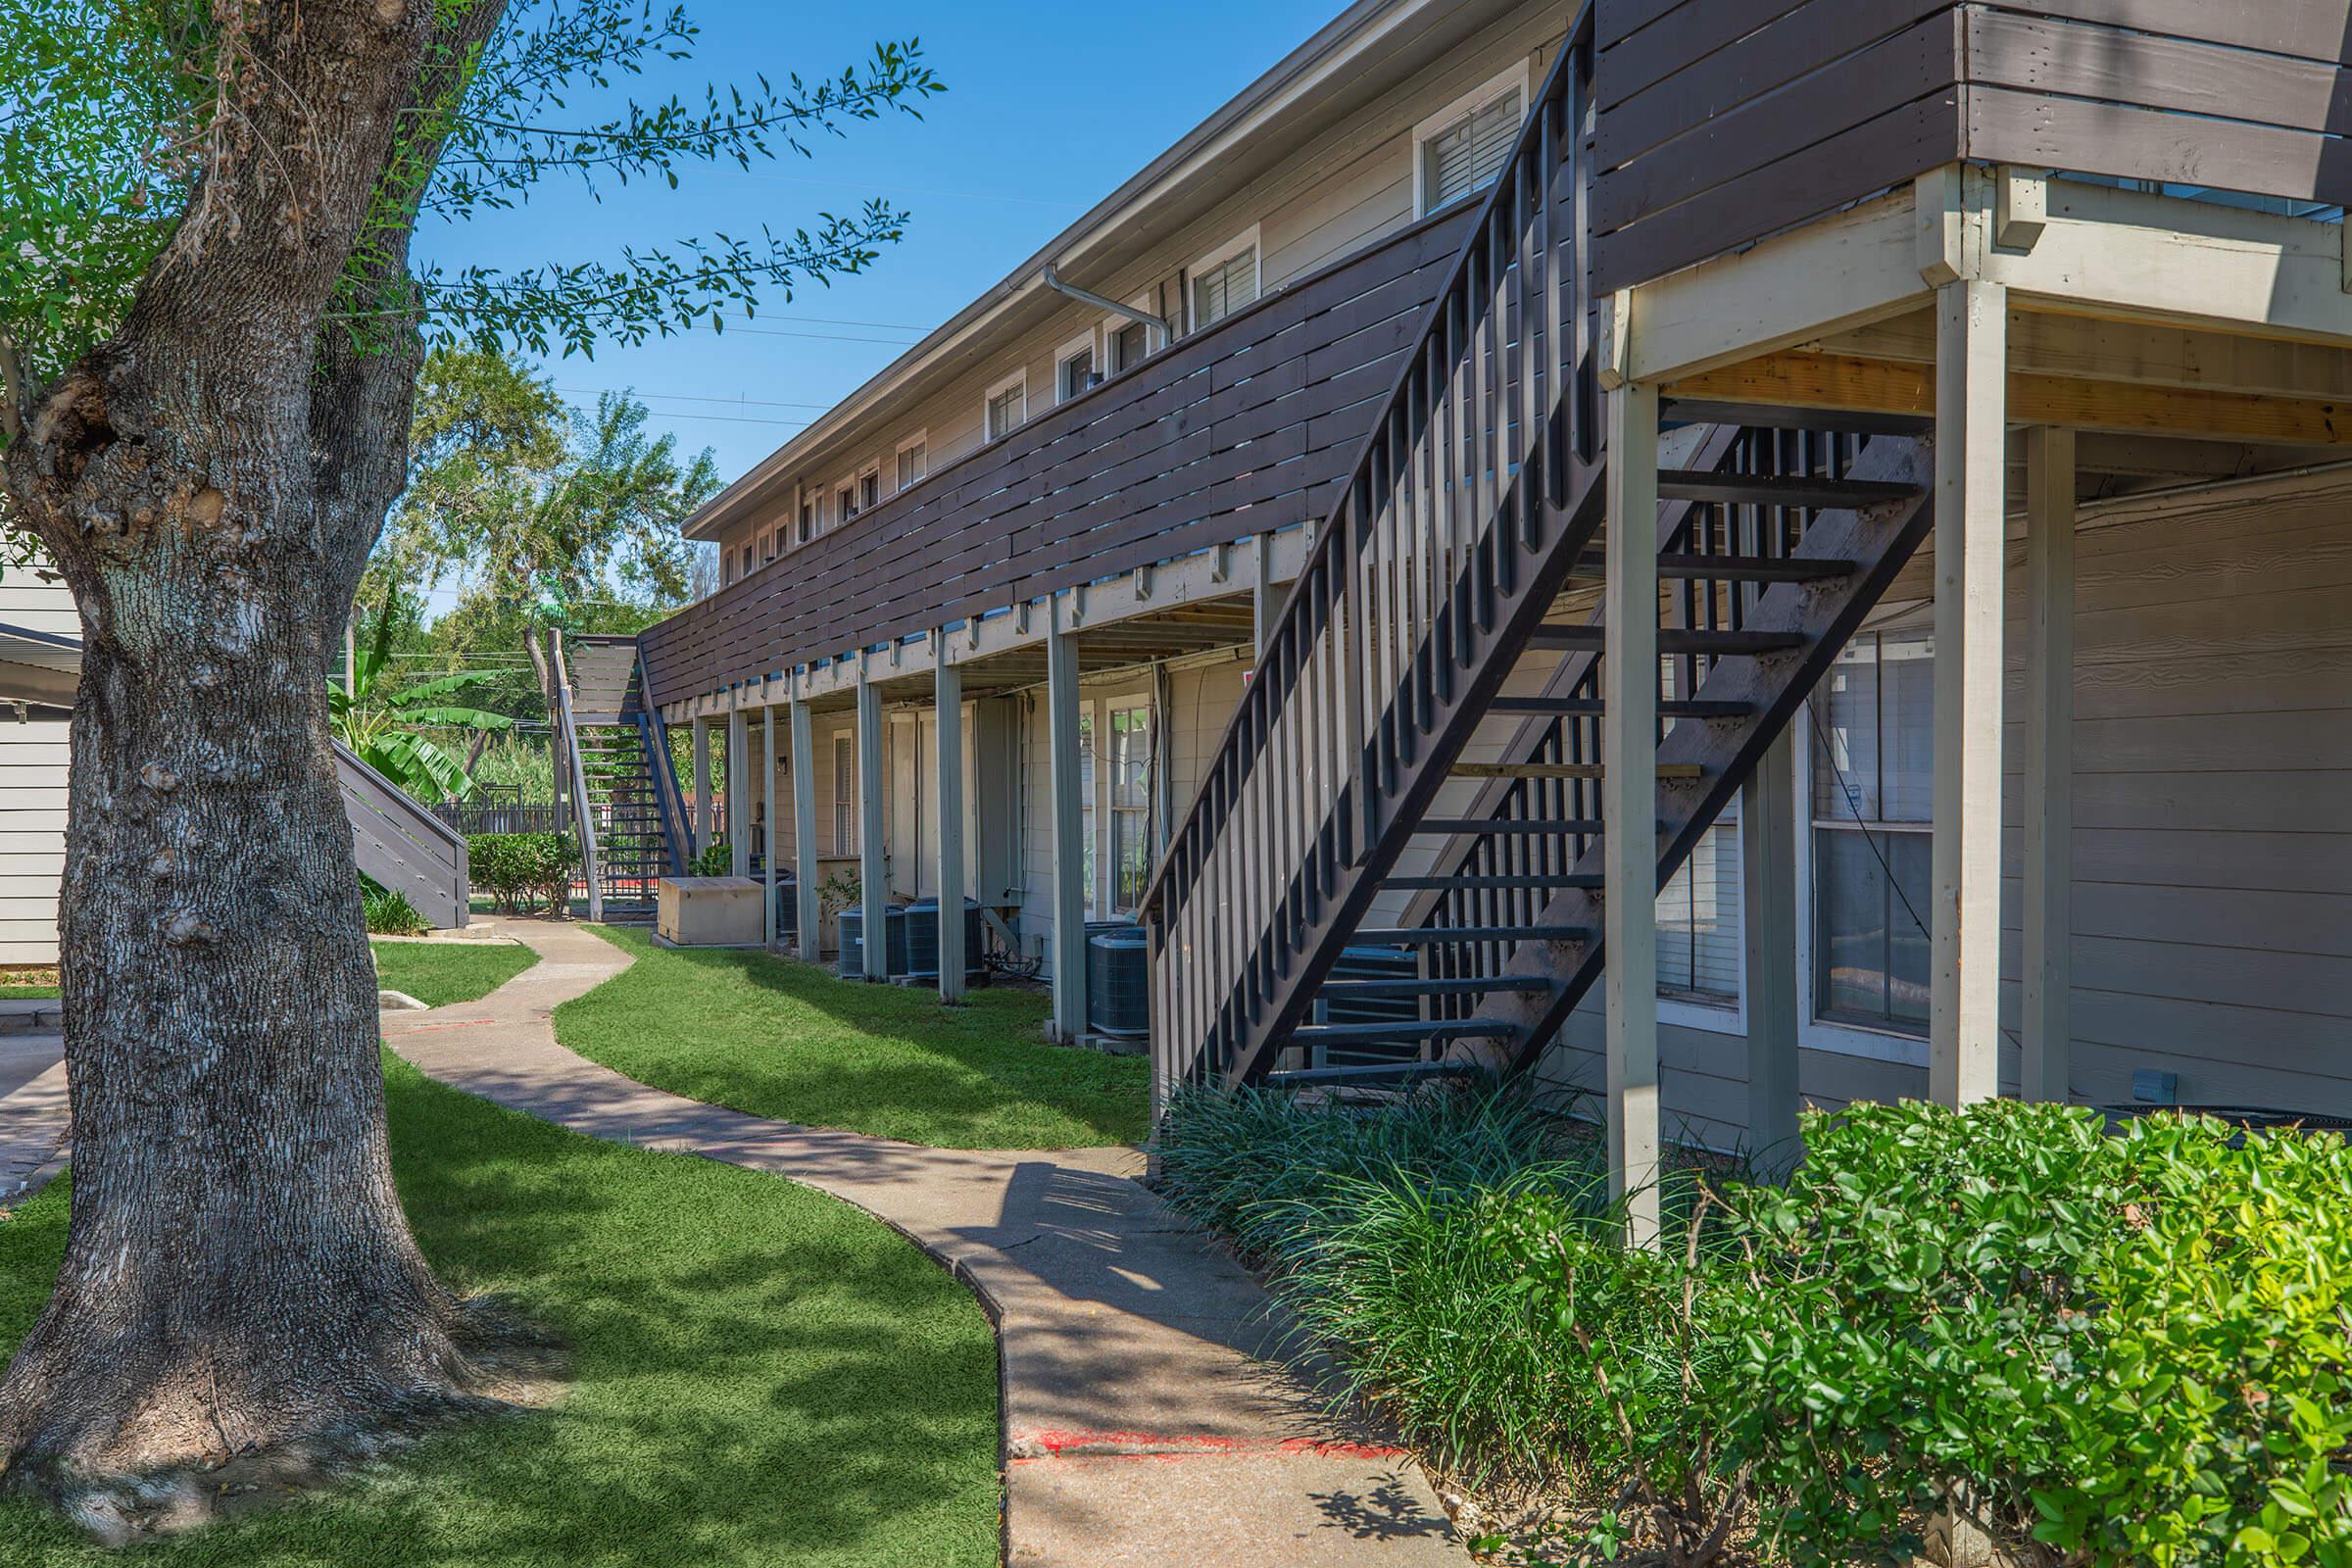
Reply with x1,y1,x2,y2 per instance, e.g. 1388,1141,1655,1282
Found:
383,918,1468,1566
0,1001,68,1198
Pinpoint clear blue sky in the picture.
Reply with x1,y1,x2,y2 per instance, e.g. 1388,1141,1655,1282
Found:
420,0,1340,490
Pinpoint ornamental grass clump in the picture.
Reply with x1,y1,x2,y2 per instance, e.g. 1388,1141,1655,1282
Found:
1152,1083,1731,1539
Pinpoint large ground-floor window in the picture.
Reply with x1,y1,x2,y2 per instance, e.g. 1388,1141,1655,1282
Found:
1808,627,1934,1036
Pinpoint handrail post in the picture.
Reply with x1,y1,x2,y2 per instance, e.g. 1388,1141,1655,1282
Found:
550,632,605,923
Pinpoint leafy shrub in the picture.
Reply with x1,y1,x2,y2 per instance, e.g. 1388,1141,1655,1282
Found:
1163,1090,2352,1568
361,883,428,936
2043,1114,2352,1568
1720,1100,2352,1568
467,831,577,913
690,838,731,877
817,869,861,913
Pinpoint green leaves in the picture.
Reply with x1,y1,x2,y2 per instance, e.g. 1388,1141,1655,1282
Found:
466,831,576,912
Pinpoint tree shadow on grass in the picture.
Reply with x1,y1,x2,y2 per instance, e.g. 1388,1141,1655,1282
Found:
556,929,1149,1149
0,1060,1002,1568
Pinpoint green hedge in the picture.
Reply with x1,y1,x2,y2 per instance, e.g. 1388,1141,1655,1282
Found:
467,832,577,914
1154,1092,2352,1566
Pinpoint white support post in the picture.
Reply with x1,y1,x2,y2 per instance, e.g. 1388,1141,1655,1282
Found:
727,705,751,878
1047,601,1089,1042
936,655,966,1003
857,673,888,982
790,696,821,963
691,715,712,858
2023,425,2075,1102
761,707,779,950
1250,530,1278,655
1603,378,1662,1250
1741,730,1802,1170
1930,278,2009,1108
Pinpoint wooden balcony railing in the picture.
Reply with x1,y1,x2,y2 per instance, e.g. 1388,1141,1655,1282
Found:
637,202,1481,708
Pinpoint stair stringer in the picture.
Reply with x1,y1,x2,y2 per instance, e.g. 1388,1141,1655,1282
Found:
1478,434,1936,1077
1219,418,1610,1088
1393,422,1740,933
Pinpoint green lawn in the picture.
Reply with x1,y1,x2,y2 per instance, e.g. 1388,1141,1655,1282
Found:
558,926,1150,1150
0,986,55,1001
0,1054,1000,1567
371,941,539,1009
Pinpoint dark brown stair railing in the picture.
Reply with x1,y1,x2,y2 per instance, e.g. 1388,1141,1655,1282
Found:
1140,11,1601,1100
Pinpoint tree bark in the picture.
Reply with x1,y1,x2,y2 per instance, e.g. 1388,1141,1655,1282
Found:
0,0,514,1517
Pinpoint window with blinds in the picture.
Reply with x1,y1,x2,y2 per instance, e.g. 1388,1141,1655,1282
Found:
986,381,1025,442
896,441,925,491
1658,814,1741,1004
831,734,854,857
1421,86,1522,214
1191,246,1256,330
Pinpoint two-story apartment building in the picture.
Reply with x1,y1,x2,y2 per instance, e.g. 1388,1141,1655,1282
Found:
618,0,2352,1241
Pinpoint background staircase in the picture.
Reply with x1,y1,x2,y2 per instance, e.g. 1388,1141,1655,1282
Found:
1142,19,1935,1100
557,635,688,925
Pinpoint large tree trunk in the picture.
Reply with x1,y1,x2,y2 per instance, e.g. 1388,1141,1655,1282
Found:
0,0,514,1524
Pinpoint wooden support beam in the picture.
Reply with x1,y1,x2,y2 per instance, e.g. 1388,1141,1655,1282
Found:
727,706,751,879
690,715,712,857
761,709,779,949
856,674,887,982
936,655,966,1004
1816,309,2352,405
2023,426,2076,1103
1666,351,2352,446
1046,604,1089,1042
1930,280,2006,1109
1604,377,1662,1251
1741,730,1801,1172
790,698,821,964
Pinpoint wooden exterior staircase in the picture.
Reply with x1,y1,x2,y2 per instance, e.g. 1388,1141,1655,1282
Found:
1140,19,1935,1098
557,634,689,924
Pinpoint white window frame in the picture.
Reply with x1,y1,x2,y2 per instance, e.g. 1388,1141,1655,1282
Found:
1056,329,1102,405
894,429,929,493
1412,62,1532,219
1185,223,1261,334
1791,610,1937,1069
835,460,881,525
983,368,1028,443
796,482,817,546
1102,294,1164,377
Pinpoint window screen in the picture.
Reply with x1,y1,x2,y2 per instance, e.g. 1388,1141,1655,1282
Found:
1109,319,1150,374
1659,812,1741,1004
1191,246,1257,330
831,734,855,857
1423,87,1523,213
1059,347,1097,402
986,383,1024,442
1810,629,1934,1034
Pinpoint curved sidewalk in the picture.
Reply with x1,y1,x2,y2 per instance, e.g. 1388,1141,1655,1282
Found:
383,918,1467,1568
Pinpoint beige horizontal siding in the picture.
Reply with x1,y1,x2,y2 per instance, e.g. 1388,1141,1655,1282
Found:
1534,466,2352,1143
0,714,68,964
